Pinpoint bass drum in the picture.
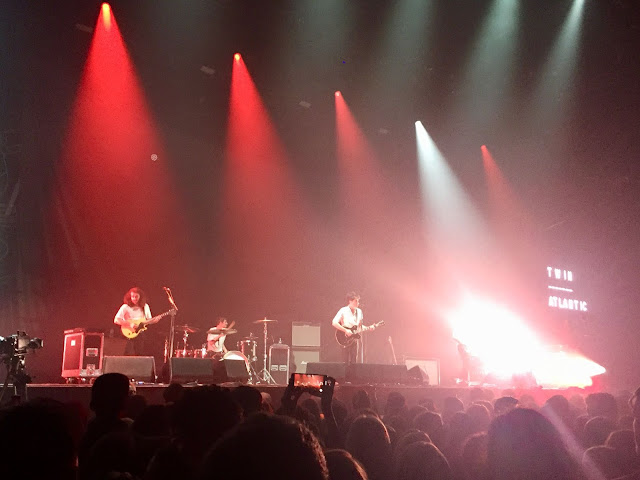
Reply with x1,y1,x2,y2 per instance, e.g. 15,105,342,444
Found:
222,350,250,378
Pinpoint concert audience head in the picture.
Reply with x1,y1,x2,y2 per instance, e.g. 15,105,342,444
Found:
346,414,392,480
604,429,639,474
384,391,407,417
83,431,142,480
332,398,349,427
124,287,146,307
395,441,453,480
586,392,618,421
393,430,431,462
487,408,583,480
352,389,372,410
230,385,263,417
469,387,486,404
466,403,491,433
171,385,241,446
163,382,184,405
582,445,624,479
413,411,444,448
385,414,409,438
460,432,488,480
570,393,588,416
0,399,77,480
90,373,131,417
407,405,428,422
493,395,519,416
442,396,464,423
543,394,572,421
583,416,617,448
474,399,494,416
418,397,436,412
200,413,328,480
445,411,475,461
325,449,369,480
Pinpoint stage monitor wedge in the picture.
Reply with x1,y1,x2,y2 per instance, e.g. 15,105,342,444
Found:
103,356,156,383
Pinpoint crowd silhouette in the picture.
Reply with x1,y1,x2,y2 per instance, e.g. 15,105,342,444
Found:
1,373,640,480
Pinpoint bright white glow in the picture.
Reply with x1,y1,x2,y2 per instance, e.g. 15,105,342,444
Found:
532,348,605,388
448,292,545,378
448,292,603,387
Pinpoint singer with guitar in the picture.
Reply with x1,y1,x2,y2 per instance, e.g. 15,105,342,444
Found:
114,287,157,355
332,292,383,365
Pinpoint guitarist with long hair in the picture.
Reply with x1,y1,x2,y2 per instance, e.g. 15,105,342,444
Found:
332,291,365,365
114,287,152,355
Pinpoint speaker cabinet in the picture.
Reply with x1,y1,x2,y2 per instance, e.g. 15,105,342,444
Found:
170,357,214,384
404,357,440,386
291,323,321,347
305,362,346,382
103,356,156,383
346,364,410,385
62,329,104,379
291,348,320,373
269,343,290,385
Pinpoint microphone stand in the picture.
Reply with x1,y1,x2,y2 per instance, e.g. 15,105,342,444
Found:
163,288,179,366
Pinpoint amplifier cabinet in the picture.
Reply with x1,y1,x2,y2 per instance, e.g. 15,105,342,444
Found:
62,329,104,378
269,343,290,385
290,347,320,374
291,323,321,347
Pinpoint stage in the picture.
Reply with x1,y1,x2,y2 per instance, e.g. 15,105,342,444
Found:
24,382,586,412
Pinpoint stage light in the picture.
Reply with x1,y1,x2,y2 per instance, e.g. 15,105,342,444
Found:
335,91,341,97
234,53,241,62
101,3,111,30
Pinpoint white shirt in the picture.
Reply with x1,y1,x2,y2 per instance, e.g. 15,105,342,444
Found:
114,304,152,325
207,332,227,353
332,306,362,329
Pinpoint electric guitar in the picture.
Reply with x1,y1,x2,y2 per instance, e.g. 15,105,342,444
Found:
120,309,176,339
335,321,385,347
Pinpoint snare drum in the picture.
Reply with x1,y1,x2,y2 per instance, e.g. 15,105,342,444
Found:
237,338,257,360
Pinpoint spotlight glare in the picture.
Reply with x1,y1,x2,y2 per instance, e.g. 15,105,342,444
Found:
101,3,111,29
335,91,341,97
234,53,241,62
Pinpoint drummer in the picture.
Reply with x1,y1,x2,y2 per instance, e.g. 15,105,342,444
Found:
207,317,230,358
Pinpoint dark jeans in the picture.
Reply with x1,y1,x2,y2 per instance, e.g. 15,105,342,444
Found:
124,335,146,356
342,339,361,365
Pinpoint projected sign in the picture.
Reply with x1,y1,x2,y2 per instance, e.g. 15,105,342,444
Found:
546,266,588,312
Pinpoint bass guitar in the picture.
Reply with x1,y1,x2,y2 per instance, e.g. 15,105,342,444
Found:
121,309,176,339
335,321,385,347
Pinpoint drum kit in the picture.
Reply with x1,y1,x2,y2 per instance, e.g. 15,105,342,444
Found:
170,317,279,384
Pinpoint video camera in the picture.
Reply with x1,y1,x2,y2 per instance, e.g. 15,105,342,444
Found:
0,332,43,359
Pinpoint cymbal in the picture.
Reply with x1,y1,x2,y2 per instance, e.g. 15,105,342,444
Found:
254,318,278,324
207,328,238,335
175,325,199,333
